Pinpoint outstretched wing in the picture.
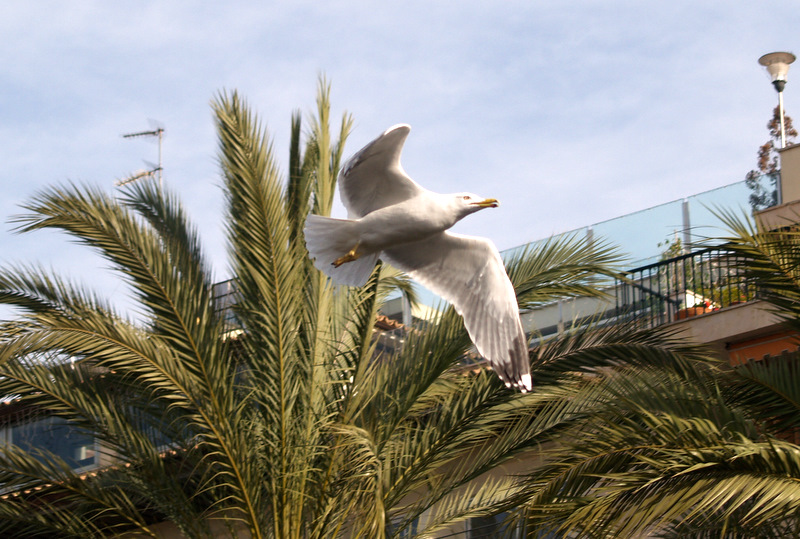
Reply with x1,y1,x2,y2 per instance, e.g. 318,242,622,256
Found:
339,124,425,219
383,232,532,391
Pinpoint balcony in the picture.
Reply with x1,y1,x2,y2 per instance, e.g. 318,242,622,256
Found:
522,245,788,361
611,246,794,361
614,246,758,328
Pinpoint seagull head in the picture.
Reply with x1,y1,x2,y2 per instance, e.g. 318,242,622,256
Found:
453,193,499,217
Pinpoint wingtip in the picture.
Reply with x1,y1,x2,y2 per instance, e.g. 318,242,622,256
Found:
502,373,533,393
384,123,411,135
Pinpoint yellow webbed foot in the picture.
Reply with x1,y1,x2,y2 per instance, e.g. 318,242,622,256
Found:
333,245,361,267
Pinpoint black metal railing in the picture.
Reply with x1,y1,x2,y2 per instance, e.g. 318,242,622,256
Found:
211,248,760,340
614,246,757,328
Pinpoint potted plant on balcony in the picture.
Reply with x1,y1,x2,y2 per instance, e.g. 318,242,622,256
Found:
676,299,716,320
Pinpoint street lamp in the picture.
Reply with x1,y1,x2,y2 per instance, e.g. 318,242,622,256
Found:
759,51,796,148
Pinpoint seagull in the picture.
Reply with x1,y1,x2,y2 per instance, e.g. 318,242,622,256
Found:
303,124,531,392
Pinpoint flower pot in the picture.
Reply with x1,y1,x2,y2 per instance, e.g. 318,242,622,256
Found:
676,306,707,320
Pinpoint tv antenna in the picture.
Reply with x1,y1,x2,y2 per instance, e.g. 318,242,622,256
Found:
118,121,164,188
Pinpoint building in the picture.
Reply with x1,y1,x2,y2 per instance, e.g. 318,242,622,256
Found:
524,144,800,369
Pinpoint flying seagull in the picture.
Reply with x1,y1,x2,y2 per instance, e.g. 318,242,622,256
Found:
303,124,531,392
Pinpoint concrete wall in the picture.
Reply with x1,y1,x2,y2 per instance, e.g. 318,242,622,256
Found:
780,143,800,204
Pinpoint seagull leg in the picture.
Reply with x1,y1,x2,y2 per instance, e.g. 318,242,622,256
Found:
333,244,361,267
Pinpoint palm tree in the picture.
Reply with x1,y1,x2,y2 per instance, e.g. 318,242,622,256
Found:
509,211,800,538
0,81,710,538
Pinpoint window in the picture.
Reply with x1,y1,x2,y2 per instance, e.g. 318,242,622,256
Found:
4,416,97,471
388,516,419,539
468,512,524,538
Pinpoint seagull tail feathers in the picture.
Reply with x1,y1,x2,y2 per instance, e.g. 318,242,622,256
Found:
303,214,378,287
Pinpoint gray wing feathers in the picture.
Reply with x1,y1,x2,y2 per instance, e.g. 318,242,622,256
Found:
383,233,530,389
339,124,424,219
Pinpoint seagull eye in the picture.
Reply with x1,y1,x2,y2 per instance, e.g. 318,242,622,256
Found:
462,195,471,201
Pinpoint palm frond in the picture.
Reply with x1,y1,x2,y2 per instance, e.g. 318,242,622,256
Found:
0,82,744,538
506,232,626,309
725,352,800,433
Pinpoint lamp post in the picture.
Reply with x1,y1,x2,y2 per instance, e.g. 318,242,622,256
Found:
759,51,796,149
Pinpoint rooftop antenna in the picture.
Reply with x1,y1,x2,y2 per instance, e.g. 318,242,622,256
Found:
759,52,796,148
119,121,164,188
115,167,160,188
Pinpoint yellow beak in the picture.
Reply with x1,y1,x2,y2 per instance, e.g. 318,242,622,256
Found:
471,198,499,208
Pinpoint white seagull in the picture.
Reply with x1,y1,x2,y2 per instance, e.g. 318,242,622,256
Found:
303,124,531,392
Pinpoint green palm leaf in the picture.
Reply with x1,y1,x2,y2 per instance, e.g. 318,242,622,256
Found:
0,81,714,538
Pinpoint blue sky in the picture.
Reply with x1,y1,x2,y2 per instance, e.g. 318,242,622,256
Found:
2,1,799,312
